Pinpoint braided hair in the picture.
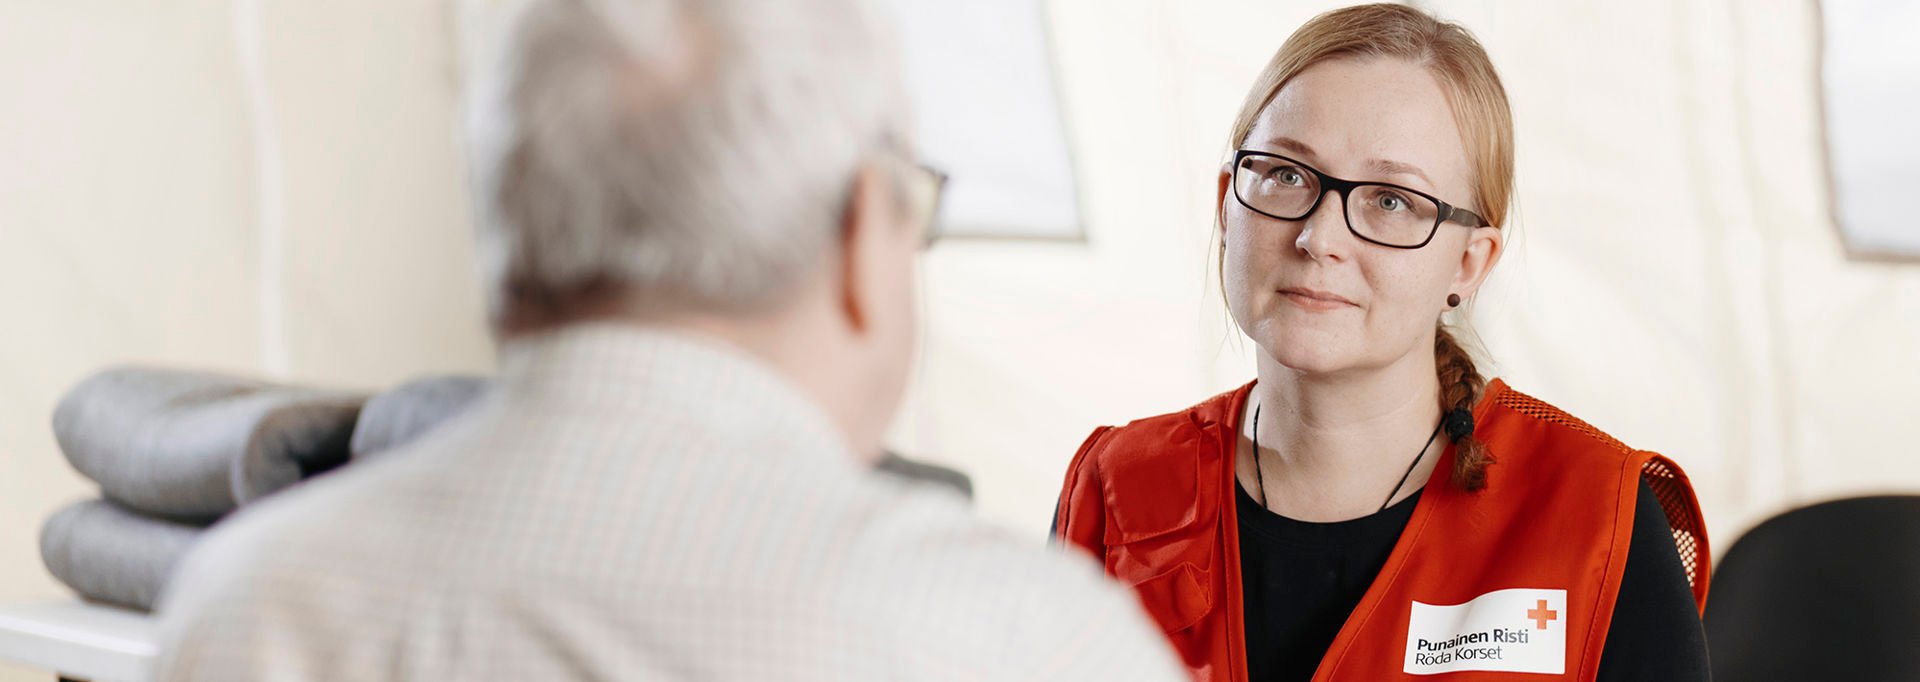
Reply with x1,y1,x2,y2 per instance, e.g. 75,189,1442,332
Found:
1435,326,1490,491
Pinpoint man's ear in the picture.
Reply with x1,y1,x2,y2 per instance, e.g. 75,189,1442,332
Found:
836,163,891,335
1454,224,1505,298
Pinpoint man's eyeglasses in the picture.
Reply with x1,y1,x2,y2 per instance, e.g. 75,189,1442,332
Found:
1230,149,1488,249
898,159,948,249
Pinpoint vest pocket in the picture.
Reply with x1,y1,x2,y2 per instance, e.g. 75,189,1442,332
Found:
1124,561,1212,633
1104,481,1217,634
1096,419,1222,633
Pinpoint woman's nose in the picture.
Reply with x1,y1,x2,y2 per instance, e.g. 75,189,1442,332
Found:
1294,189,1352,262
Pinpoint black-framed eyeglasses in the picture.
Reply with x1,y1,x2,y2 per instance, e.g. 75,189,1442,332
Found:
1230,149,1488,249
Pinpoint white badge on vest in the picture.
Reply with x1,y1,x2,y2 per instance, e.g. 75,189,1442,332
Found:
1403,588,1567,675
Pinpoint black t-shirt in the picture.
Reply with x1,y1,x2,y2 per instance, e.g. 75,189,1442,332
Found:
1235,479,1709,681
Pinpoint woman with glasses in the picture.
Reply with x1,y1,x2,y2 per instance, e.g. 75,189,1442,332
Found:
1052,5,1710,681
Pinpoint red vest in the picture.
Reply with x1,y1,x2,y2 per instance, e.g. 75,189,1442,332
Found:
1054,379,1709,681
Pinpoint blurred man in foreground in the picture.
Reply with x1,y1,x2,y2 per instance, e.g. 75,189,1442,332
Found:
152,0,1181,679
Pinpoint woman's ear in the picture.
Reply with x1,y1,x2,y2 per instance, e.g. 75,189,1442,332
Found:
1217,164,1233,238
1453,224,1505,298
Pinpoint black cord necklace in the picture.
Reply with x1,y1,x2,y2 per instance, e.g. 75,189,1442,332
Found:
1250,402,1444,515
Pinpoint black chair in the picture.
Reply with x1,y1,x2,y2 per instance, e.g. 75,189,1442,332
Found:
1705,495,1920,681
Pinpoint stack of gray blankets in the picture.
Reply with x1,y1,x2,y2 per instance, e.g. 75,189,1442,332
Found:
41,368,489,611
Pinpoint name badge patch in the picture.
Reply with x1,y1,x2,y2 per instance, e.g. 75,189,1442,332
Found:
1403,588,1567,675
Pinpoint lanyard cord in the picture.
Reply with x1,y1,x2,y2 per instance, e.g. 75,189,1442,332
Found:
1250,403,1444,515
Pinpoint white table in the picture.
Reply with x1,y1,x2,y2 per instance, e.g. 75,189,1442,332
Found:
0,601,156,682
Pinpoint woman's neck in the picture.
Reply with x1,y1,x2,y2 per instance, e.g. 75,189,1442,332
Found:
1238,349,1445,522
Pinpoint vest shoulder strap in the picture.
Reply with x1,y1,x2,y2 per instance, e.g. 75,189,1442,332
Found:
1482,381,1711,611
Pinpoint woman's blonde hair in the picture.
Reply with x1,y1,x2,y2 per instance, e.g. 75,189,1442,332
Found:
1220,3,1513,491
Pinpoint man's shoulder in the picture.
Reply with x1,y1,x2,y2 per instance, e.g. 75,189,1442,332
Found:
820,479,1183,678
152,456,433,679
157,448,449,623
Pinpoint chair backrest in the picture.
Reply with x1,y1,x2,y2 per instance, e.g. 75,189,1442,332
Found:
1705,495,1920,682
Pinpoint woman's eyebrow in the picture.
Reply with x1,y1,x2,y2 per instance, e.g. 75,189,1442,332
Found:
1266,136,1437,188
1266,136,1317,158
1366,158,1434,187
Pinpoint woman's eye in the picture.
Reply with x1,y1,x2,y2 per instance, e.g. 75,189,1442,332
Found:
1275,169,1304,186
1374,192,1407,212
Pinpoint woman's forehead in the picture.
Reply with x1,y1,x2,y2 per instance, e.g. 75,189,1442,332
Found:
1247,57,1473,198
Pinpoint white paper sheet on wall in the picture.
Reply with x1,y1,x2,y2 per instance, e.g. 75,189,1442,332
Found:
883,0,1083,240
1821,0,1920,258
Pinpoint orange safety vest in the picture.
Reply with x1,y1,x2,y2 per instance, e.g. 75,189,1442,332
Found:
1053,379,1710,681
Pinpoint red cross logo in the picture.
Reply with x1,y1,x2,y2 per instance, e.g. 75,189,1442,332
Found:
1527,600,1558,630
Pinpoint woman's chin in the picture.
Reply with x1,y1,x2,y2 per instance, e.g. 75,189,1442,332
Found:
1259,335,1358,375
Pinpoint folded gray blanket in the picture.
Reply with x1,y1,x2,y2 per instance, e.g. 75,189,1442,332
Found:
53,367,367,522
349,375,490,460
40,498,205,612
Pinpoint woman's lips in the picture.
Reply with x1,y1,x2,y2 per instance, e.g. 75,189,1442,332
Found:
1278,287,1357,311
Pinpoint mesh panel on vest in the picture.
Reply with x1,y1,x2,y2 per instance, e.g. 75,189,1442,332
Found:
1492,390,1630,453
1640,457,1706,596
1491,390,1706,596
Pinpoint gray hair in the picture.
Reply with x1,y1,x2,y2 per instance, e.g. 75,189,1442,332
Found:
464,0,905,321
